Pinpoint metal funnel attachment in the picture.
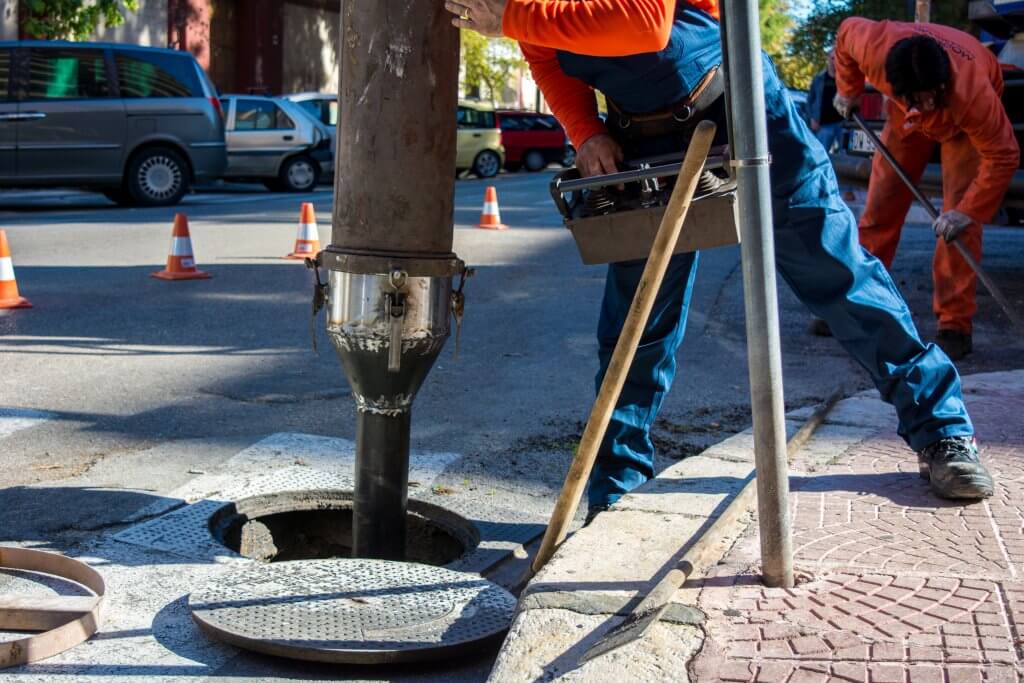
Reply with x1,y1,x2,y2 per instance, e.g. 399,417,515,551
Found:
325,270,452,560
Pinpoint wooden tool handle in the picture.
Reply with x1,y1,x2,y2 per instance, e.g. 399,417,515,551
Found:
528,121,719,578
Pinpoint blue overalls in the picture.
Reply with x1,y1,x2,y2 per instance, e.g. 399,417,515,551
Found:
556,5,974,509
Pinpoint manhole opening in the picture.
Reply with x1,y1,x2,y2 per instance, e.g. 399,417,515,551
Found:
208,490,479,566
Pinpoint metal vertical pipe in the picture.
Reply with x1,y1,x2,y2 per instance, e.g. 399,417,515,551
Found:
325,1,462,561
353,412,411,560
720,1,793,588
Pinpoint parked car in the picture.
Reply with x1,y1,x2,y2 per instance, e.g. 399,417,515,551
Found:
0,40,225,206
828,69,1024,222
457,100,505,178
218,95,332,192
495,110,573,172
283,91,337,150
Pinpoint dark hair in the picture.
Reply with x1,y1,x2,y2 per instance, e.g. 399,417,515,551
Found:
885,36,951,99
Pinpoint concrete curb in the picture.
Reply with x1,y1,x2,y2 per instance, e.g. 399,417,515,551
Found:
487,372,1019,682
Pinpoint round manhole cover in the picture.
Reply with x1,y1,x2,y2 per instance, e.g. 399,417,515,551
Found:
188,559,517,664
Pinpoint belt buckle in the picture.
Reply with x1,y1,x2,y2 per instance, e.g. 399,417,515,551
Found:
672,104,694,123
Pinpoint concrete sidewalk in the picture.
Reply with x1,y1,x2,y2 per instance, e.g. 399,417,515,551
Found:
491,370,1024,682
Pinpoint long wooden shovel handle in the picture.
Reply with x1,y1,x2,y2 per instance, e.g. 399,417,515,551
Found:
527,121,719,579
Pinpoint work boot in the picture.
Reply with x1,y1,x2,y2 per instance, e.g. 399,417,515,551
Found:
936,329,972,360
917,436,994,500
584,504,610,526
808,318,833,337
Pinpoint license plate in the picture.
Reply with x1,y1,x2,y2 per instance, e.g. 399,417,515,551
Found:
849,128,876,154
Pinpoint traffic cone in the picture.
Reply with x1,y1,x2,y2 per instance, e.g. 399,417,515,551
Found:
151,213,211,281
477,186,507,230
0,230,31,309
286,202,321,259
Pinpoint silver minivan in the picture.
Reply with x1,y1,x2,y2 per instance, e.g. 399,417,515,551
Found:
0,41,226,206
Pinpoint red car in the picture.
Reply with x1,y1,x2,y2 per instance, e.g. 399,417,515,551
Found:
495,110,575,172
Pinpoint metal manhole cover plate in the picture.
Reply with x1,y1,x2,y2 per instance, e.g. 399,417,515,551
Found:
188,559,516,664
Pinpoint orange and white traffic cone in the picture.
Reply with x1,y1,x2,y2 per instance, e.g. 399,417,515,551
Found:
0,230,31,309
286,202,321,259
477,186,507,230
151,213,211,281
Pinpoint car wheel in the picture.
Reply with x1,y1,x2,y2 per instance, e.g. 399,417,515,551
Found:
562,146,577,168
126,147,190,206
279,155,320,192
523,150,547,172
472,150,501,178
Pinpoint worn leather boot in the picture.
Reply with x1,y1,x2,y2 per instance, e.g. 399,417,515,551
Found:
936,329,972,361
917,436,994,500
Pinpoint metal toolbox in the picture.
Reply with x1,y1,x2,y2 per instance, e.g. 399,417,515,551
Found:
550,149,741,265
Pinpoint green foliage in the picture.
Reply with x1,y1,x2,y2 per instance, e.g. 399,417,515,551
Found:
20,0,139,41
759,0,817,90
460,30,526,104
787,0,970,88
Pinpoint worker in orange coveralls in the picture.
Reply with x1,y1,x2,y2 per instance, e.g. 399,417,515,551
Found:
444,0,995,512
832,18,1020,360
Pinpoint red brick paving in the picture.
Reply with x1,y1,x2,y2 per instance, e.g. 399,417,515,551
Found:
693,386,1024,681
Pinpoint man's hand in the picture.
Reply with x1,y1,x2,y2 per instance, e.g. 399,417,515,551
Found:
577,134,623,178
444,0,507,37
810,119,820,132
832,92,861,119
933,210,973,243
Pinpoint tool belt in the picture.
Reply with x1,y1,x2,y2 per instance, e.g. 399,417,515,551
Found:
606,66,725,144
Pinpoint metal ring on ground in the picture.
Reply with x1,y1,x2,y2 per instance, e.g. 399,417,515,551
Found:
0,547,106,669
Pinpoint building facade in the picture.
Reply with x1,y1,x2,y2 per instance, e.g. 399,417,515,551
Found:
0,1,544,109
0,0,339,95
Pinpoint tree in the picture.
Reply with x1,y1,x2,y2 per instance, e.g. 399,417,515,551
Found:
460,30,526,105
759,0,817,89
20,0,139,41
788,0,970,88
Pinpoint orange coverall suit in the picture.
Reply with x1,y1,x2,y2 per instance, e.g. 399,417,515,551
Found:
835,18,1019,335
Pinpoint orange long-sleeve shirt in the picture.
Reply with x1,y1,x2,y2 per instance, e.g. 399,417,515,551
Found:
503,0,719,149
834,18,1019,223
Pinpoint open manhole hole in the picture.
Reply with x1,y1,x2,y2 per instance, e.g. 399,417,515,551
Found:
209,489,479,566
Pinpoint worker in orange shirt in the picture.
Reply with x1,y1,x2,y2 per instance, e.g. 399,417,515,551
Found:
832,18,1019,360
444,0,993,513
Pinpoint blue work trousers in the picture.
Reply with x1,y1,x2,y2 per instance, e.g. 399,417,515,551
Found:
588,58,973,508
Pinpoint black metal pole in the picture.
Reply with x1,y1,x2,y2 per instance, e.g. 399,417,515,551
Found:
353,412,411,560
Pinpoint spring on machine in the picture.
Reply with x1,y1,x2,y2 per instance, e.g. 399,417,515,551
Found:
582,188,617,216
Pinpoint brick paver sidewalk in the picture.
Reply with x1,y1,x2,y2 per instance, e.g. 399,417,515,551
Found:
692,386,1024,682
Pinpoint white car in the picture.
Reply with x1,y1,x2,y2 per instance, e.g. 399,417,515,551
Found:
283,92,337,151
218,94,332,192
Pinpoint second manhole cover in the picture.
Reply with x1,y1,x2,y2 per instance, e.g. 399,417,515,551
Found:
188,558,516,664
